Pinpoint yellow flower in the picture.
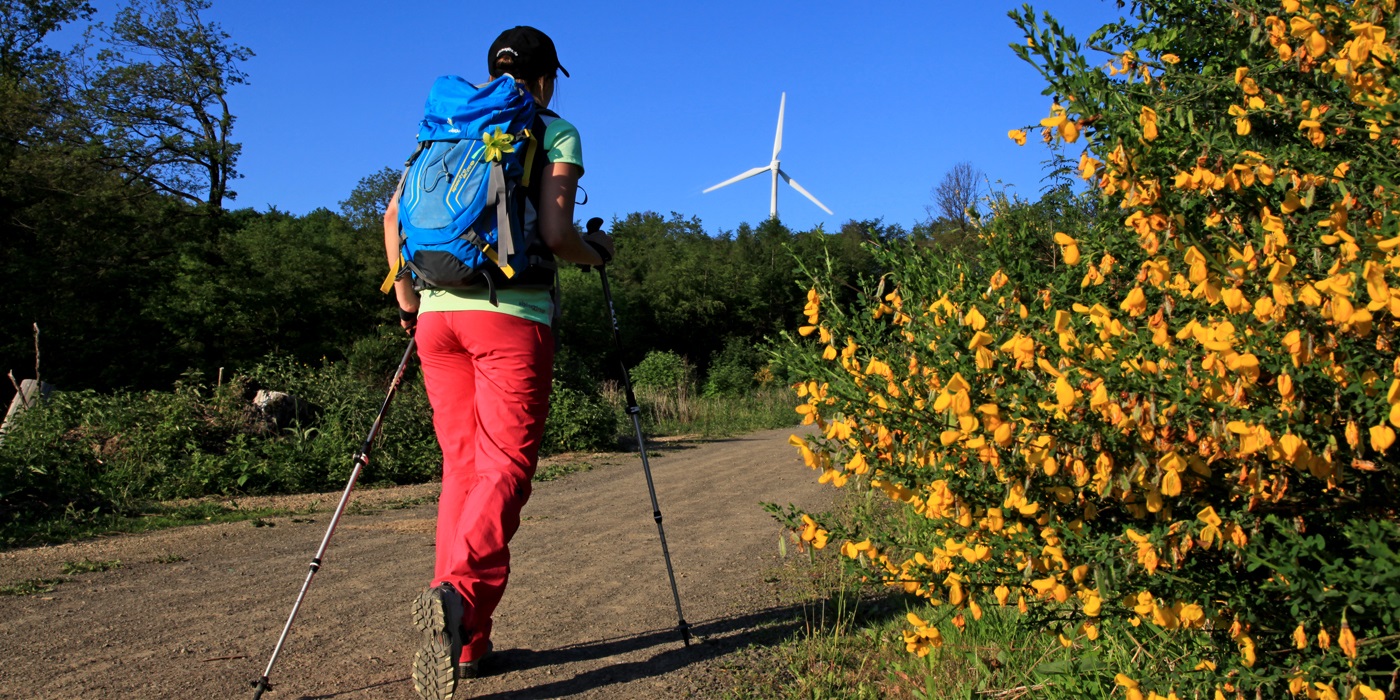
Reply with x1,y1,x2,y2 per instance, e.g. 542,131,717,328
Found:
1116,675,1144,700
1339,622,1358,659
1312,684,1340,700
1120,287,1147,316
968,331,995,350
1054,376,1076,410
1161,53,1180,64
1008,129,1028,146
1054,232,1081,265
1238,634,1257,666
1140,106,1159,141
1350,684,1386,700
480,126,516,162
1370,424,1395,453
964,306,987,330
1039,103,1079,142
1082,590,1102,616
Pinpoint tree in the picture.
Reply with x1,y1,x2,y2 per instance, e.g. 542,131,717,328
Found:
927,161,984,235
339,166,399,234
78,0,251,208
0,0,92,77
0,1,92,154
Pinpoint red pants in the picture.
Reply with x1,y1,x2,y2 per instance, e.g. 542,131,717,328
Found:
416,310,553,663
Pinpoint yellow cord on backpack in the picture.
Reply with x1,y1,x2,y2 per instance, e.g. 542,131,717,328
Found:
379,254,404,294
519,129,538,188
480,244,516,278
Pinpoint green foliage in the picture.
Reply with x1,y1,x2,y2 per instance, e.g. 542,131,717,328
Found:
704,336,763,397
0,346,439,547
630,350,692,393
583,212,879,387
152,208,385,369
541,380,618,454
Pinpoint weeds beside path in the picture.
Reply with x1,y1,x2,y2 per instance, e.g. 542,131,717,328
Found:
0,426,829,699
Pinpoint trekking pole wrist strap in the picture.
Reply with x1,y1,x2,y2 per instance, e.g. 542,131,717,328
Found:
399,308,418,324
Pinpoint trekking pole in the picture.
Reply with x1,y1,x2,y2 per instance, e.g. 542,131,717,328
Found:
585,217,692,646
251,336,418,698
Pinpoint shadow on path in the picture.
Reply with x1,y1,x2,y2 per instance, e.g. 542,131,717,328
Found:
470,603,810,699
295,675,409,699
287,604,809,700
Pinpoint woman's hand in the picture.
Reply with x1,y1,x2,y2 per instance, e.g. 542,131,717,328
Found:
582,230,614,265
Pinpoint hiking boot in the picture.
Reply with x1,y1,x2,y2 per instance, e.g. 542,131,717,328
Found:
411,583,465,700
457,641,493,679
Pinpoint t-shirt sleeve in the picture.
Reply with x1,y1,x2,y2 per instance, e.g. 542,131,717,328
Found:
544,117,583,176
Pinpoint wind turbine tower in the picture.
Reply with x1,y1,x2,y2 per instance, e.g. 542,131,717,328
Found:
703,93,833,219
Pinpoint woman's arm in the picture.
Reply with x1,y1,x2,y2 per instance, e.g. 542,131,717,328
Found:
383,192,419,322
537,162,610,266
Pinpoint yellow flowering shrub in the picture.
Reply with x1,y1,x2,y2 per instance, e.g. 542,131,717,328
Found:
780,1,1400,696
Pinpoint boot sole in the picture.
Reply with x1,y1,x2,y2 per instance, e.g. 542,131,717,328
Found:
411,587,457,700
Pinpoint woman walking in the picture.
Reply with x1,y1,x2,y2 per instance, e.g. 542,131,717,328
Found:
382,26,613,700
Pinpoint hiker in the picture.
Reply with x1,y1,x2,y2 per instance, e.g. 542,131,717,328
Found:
381,26,613,700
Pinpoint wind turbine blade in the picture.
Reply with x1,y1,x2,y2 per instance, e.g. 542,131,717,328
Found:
703,165,772,193
779,170,833,215
772,92,786,161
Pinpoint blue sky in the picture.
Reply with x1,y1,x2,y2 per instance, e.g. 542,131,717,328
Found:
69,0,1125,234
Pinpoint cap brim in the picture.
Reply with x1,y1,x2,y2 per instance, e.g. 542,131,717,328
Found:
558,64,570,78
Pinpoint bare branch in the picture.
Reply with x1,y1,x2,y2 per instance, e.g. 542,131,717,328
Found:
32,324,40,386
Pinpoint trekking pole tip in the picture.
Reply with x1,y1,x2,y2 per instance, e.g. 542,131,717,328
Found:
251,676,271,698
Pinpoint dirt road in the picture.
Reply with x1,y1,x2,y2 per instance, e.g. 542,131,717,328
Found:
0,427,830,699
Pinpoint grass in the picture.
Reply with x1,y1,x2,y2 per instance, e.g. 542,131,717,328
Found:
535,459,593,482
60,559,121,575
0,577,66,596
722,492,1116,700
3,500,305,551
606,383,799,438
345,494,434,516
3,559,126,597
720,547,1092,700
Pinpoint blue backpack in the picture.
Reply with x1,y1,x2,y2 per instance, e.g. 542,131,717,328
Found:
382,75,554,298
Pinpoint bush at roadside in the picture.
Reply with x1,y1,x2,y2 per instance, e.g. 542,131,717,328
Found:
780,1,1400,697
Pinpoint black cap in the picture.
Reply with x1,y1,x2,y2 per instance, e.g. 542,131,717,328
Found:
487,26,569,80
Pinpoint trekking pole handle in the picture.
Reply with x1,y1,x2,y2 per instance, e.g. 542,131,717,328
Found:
580,217,607,273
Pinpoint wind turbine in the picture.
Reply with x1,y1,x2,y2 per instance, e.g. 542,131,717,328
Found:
703,92,833,219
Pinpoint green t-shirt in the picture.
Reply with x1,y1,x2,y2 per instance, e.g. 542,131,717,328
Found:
418,115,582,326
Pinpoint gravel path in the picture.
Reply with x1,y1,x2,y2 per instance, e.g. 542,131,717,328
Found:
0,426,830,699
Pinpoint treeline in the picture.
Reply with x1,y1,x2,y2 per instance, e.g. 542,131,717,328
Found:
3,195,911,404
1,0,985,403
0,1,912,403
